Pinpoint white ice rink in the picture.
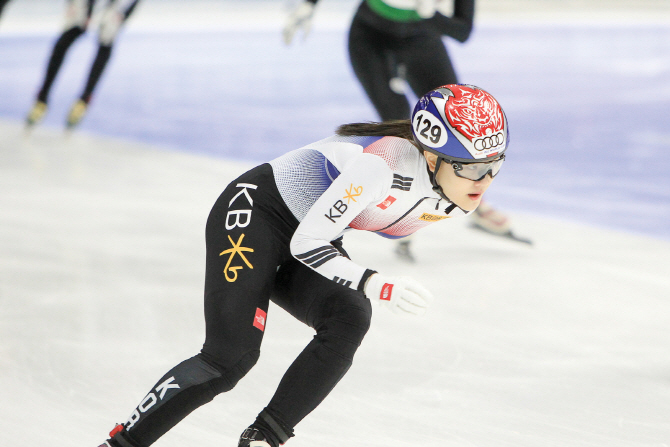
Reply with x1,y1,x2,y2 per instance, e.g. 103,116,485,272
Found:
1,1,670,446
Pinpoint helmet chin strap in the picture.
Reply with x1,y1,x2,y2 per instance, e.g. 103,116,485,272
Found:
429,157,471,214
430,157,451,202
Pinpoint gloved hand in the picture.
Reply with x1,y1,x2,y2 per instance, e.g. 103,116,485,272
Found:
283,1,315,45
364,274,434,316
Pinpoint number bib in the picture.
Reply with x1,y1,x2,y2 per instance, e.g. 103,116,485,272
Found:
412,111,447,149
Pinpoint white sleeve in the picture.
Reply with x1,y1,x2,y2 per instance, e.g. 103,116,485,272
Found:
290,153,391,290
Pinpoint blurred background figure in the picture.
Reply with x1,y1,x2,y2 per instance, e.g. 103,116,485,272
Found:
25,0,139,130
0,0,10,19
284,0,530,262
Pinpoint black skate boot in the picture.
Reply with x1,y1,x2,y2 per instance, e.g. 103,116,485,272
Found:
238,427,272,447
239,409,293,447
97,424,137,447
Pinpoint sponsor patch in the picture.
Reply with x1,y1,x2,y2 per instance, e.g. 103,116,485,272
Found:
343,183,363,204
377,195,396,210
253,308,267,331
325,199,348,222
419,213,448,222
380,283,393,301
125,376,180,429
219,233,254,282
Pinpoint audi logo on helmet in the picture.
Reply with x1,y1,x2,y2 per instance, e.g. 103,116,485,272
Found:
473,132,505,151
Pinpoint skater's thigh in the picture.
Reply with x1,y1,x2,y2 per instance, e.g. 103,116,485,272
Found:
348,19,410,120
98,0,139,44
202,179,286,365
65,0,94,29
400,32,457,97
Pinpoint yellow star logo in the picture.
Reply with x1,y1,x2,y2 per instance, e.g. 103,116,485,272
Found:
343,184,363,204
219,233,254,282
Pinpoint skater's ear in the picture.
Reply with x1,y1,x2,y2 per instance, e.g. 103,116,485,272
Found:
424,151,438,172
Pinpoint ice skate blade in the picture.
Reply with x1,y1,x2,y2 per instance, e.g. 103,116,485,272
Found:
470,222,533,245
394,243,416,263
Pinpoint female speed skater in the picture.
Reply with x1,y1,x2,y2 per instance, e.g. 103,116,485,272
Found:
96,84,510,447
283,0,530,261
25,0,139,129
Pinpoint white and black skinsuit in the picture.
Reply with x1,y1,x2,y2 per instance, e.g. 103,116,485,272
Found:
107,131,470,447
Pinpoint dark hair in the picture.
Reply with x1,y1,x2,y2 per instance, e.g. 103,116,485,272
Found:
336,120,418,149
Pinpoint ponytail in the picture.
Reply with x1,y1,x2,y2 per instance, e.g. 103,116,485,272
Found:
336,120,417,147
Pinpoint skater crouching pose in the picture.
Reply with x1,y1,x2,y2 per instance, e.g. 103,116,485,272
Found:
98,84,510,447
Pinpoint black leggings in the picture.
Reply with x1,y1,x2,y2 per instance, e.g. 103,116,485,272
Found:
36,0,139,104
347,2,458,121
119,164,373,447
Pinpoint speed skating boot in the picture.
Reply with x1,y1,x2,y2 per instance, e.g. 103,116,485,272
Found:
238,427,273,447
470,201,532,244
25,100,48,127
66,99,88,128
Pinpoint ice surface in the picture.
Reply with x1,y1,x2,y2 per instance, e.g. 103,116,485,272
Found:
2,121,669,446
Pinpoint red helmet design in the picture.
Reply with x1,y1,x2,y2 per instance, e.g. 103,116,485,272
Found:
444,85,506,150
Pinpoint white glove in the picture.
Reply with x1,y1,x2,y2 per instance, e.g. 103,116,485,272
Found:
364,274,434,316
283,1,315,45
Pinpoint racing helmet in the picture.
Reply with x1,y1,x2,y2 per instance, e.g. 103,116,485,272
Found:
411,84,509,163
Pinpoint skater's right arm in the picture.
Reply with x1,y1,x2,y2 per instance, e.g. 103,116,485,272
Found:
289,151,390,290
289,152,434,316
427,0,475,42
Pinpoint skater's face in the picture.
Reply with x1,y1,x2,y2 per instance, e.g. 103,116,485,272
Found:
424,152,493,211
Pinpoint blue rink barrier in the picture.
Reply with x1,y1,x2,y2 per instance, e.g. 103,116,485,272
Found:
1,24,669,240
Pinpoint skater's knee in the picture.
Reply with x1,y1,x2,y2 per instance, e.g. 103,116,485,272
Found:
57,26,85,48
339,299,373,342
319,296,372,358
198,349,260,394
